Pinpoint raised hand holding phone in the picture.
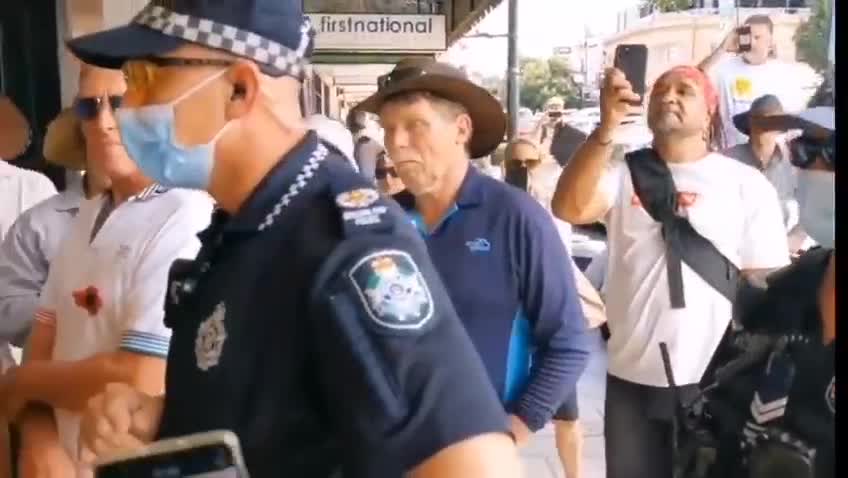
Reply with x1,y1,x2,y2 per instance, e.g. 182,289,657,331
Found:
598,68,642,140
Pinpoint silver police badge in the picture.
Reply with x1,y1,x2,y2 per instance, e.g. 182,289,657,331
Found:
335,188,379,209
349,250,434,331
195,302,228,371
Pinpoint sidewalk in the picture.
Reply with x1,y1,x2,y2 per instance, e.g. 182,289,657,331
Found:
520,330,607,478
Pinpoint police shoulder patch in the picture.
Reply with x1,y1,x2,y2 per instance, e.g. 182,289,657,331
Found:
335,188,379,209
348,250,434,331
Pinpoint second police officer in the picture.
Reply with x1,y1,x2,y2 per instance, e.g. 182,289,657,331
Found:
70,1,525,477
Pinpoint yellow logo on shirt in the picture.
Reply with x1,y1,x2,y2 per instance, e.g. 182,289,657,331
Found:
732,77,754,101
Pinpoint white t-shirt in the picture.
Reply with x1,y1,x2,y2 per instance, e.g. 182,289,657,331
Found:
600,152,790,386
35,186,213,458
0,161,57,241
712,57,817,147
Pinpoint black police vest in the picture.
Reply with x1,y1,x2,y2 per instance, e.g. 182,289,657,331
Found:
704,248,834,478
157,157,404,477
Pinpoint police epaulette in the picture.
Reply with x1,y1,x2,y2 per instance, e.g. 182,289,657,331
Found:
323,158,396,237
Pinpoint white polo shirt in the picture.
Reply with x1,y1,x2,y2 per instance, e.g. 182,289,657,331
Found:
599,151,790,387
34,185,213,458
0,161,57,241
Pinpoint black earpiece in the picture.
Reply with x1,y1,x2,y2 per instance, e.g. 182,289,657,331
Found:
232,84,247,99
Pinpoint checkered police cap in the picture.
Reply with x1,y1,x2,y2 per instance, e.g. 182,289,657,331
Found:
67,0,315,80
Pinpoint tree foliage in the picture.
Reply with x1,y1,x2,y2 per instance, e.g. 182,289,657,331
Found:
641,0,691,13
519,56,578,112
794,0,832,73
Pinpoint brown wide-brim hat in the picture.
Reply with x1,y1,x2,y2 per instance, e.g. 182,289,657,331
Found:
43,108,87,171
354,58,506,159
0,96,31,160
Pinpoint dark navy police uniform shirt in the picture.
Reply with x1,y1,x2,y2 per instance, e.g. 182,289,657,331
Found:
394,167,591,432
157,132,508,478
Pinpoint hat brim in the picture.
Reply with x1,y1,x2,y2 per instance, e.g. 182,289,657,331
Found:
355,76,506,159
66,23,186,69
732,111,751,137
755,107,835,139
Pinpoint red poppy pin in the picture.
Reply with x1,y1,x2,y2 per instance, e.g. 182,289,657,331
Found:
72,286,103,317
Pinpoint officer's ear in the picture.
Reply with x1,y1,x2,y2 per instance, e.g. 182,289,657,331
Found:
225,61,261,120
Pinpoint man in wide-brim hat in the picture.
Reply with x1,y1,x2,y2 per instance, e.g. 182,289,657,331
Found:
358,58,592,452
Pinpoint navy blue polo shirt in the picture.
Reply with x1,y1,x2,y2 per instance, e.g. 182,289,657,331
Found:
394,166,591,431
157,133,509,477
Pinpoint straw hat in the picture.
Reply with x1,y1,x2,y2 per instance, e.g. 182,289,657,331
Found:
43,108,87,171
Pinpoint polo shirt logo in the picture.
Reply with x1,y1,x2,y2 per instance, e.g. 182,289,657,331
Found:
466,238,491,253
195,302,228,372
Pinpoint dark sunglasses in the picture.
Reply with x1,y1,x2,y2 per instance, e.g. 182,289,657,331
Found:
375,167,398,179
377,67,429,90
788,135,835,169
74,95,123,120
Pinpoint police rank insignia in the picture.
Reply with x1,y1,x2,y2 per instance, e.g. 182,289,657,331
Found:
826,377,835,414
349,250,434,331
195,302,228,371
336,188,379,209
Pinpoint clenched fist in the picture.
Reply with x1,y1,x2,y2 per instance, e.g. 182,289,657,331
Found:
78,383,164,465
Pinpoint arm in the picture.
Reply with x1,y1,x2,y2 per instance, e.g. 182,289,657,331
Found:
0,211,50,346
550,131,619,224
12,196,211,414
310,241,522,477
551,68,636,225
697,29,736,73
512,211,591,432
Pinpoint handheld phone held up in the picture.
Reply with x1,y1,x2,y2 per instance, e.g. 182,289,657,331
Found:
94,430,249,478
736,25,752,53
613,44,648,106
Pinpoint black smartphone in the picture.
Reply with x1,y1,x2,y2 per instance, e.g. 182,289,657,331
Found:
504,161,529,192
737,25,752,53
613,44,648,106
548,111,563,119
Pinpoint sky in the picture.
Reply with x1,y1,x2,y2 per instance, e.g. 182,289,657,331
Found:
443,0,642,76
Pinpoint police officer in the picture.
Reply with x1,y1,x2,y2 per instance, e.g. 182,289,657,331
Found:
699,104,835,478
70,1,522,477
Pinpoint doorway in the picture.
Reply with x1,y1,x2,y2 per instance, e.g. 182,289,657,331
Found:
0,0,65,189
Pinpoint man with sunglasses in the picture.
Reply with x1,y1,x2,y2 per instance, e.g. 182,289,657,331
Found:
70,2,522,477
0,63,213,476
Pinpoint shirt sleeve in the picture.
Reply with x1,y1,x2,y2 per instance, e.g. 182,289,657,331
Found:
121,196,211,358
0,211,50,345
739,175,791,270
308,237,509,472
512,207,591,431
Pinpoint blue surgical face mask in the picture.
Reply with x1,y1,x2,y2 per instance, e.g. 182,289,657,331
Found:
796,169,835,248
116,70,232,190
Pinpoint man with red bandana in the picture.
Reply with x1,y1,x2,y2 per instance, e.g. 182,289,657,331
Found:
551,65,789,478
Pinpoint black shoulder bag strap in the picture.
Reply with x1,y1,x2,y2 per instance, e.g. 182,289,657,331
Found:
625,148,741,308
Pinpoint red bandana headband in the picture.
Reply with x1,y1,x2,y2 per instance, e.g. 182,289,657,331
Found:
653,65,719,116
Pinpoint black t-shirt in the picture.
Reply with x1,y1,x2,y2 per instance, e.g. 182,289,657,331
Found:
156,132,508,477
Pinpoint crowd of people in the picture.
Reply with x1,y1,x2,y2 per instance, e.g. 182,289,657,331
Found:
0,1,834,477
